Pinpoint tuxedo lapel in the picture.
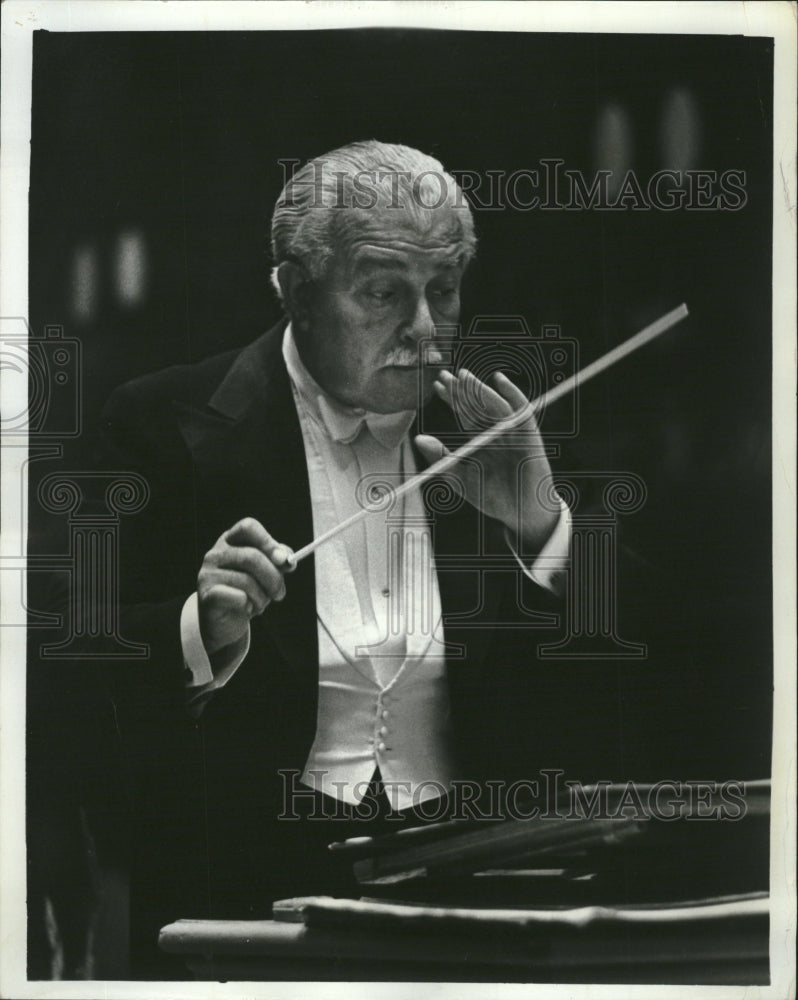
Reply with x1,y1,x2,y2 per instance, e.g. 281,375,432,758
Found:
173,322,319,688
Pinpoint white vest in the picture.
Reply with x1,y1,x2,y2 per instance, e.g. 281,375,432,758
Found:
284,330,456,810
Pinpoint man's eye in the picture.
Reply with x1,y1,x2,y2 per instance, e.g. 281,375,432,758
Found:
367,288,396,302
433,287,458,298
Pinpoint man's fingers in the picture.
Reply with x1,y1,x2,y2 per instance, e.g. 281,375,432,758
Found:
436,368,513,428
457,368,513,417
223,516,273,548
201,520,293,641
438,368,541,438
222,517,295,569
414,433,450,465
202,583,250,615
414,434,470,503
491,370,530,410
200,569,271,616
209,544,287,600
491,371,542,434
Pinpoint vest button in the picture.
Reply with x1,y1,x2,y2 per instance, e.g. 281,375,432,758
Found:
379,726,388,736
381,709,389,720
377,742,386,752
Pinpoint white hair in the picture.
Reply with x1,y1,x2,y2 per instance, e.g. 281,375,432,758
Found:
269,139,477,299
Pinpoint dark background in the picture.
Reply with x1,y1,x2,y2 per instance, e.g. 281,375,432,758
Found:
26,29,773,976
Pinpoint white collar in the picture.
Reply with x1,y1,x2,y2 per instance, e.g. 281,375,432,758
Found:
282,323,416,449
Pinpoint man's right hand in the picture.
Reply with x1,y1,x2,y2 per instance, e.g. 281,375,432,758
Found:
197,517,295,656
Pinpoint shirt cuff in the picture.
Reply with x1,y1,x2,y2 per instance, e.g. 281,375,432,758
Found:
181,591,250,692
505,495,571,595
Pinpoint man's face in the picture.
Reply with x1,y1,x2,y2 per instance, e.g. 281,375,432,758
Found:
297,209,466,413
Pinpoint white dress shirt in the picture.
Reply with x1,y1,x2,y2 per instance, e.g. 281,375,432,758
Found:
182,325,571,810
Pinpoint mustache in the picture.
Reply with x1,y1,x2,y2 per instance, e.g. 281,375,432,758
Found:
383,345,447,367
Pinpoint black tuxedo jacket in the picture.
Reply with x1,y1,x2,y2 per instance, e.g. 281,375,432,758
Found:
86,319,569,941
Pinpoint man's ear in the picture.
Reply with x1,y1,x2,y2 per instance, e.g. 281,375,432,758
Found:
276,260,313,327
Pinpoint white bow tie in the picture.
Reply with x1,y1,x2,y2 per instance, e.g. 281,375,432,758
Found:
315,394,415,449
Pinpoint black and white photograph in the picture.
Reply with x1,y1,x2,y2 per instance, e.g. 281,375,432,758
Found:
1,2,795,996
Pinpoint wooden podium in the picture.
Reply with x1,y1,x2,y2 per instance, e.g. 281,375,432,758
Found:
159,892,769,983
159,781,771,983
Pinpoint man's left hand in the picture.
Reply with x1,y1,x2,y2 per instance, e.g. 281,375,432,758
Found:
415,368,559,553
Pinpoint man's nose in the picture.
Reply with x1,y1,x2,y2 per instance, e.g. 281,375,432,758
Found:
400,294,435,345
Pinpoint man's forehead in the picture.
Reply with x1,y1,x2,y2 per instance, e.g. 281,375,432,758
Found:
341,205,467,274
349,241,465,274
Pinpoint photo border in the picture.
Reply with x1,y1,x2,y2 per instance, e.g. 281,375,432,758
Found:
1,3,795,998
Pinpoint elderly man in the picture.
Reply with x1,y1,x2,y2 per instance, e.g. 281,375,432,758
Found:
96,140,570,968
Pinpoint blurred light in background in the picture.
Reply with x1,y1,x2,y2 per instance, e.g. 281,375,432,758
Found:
71,246,98,322
660,87,701,172
594,102,633,201
115,230,147,307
